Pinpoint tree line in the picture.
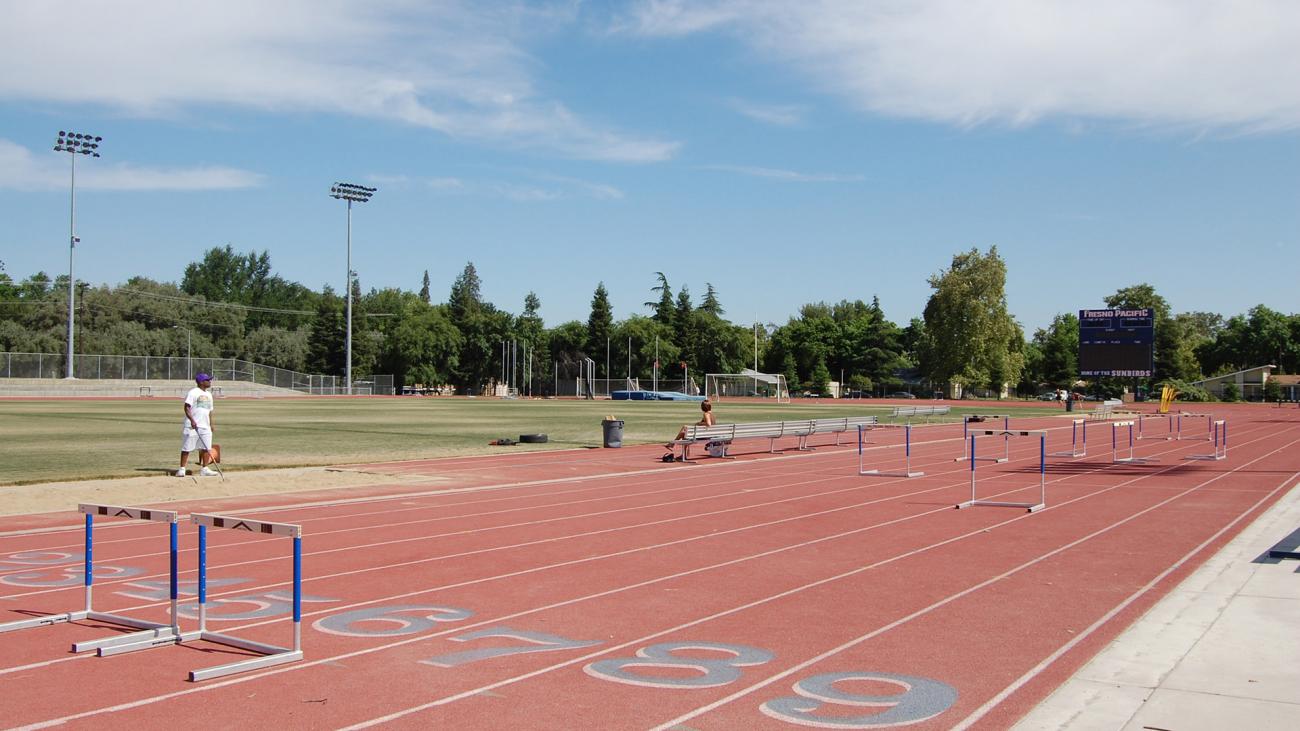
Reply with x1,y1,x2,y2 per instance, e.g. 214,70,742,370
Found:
1,248,1296,397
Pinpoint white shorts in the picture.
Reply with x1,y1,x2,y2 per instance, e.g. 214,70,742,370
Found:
181,427,214,453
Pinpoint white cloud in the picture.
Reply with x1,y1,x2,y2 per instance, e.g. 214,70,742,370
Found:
0,1,679,163
702,164,863,183
727,98,805,126
618,0,1300,133
0,139,262,191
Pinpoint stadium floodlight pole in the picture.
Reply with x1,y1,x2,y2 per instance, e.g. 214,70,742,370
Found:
329,182,376,395
55,130,103,379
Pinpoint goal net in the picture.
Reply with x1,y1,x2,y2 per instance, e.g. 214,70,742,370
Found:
705,371,790,403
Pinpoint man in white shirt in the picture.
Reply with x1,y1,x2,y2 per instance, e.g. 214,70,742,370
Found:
177,373,219,477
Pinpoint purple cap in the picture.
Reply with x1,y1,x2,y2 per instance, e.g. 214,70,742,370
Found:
195,373,212,382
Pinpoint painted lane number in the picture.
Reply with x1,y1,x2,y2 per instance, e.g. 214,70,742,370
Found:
423,626,601,668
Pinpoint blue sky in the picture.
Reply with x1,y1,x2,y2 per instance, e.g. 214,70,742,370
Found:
1,1,1296,334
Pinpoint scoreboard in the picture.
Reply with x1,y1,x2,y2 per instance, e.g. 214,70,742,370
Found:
1078,308,1154,377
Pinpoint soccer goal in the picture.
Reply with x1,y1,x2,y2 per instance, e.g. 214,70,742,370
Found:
705,372,790,403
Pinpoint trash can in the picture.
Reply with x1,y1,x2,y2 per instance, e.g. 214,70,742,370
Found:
1065,398,1075,412
601,419,625,448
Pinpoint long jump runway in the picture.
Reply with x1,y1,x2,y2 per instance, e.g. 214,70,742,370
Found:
2,406,1298,729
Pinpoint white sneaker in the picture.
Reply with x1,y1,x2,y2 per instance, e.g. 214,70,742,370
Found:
200,467,219,477
175,468,187,477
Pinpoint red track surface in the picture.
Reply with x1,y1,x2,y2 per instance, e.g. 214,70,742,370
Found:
2,405,1297,730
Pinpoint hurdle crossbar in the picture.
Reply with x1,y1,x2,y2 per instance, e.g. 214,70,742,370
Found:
1136,412,1174,441
956,430,1047,512
186,513,303,682
1050,418,1088,457
1184,419,1228,461
1176,412,1214,441
1111,421,1157,464
0,505,181,648
954,415,1011,462
859,423,924,478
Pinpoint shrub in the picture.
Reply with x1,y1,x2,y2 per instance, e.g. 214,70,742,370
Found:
1222,382,1240,402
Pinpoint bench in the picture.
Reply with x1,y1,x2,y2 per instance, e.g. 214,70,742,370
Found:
672,415,879,460
1087,399,1125,420
890,405,951,420
789,416,881,449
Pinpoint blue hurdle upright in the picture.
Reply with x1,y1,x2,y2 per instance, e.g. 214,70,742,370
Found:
1184,419,1228,461
187,513,304,681
1050,418,1088,458
1136,413,1174,441
1176,412,1214,441
0,504,182,651
1111,420,1157,464
859,423,924,478
956,430,1047,512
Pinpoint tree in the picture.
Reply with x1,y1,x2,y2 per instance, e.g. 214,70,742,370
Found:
419,270,431,304
700,283,724,317
587,282,613,371
1032,314,1079,387
646,272,674,324
920,247,1023,395
518,292,545,388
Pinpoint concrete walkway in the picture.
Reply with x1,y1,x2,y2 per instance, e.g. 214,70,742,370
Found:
1015,480,1300,730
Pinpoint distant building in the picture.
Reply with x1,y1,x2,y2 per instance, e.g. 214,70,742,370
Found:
1190,365,1282,401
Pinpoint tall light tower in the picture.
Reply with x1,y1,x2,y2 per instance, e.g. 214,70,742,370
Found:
329,182,376,395
54,130,102,379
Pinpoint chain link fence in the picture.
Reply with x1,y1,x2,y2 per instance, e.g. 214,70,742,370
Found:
0,352,393,395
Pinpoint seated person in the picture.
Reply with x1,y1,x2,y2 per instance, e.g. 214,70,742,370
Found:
666,399,716,449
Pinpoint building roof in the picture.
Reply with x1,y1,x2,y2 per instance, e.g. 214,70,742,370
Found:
1191,365,1277,386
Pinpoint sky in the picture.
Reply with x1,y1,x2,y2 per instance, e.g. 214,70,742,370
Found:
1,1,1297,334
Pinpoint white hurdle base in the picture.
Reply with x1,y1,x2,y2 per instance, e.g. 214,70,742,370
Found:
858,424,924,478
1184,419,1228,461
189,631,304,681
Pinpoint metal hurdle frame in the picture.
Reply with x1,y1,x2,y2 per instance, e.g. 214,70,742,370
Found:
954,415,1010,462
1050,418,1088,458
858,423,924,478
956,430,1047,512
1176,412,1214,441
1136,412,1174,441
1111,421,1157,464
1184,419,1228,461
0,504,182,648
187,513,303,682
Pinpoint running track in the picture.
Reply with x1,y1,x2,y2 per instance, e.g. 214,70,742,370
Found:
2,405,1298,730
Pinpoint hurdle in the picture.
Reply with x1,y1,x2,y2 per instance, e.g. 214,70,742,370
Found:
1050,418,1088,458
1176,412,1214,441
0,504,181,649
1136,412,1174,441
1184,419,1228,461
187,513,303,681
954,415,1010,462
858,423,924,478
956,430,1047,512
1111,421,1157,464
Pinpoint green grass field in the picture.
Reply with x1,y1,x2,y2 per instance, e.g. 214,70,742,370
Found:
0,397,1066,485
